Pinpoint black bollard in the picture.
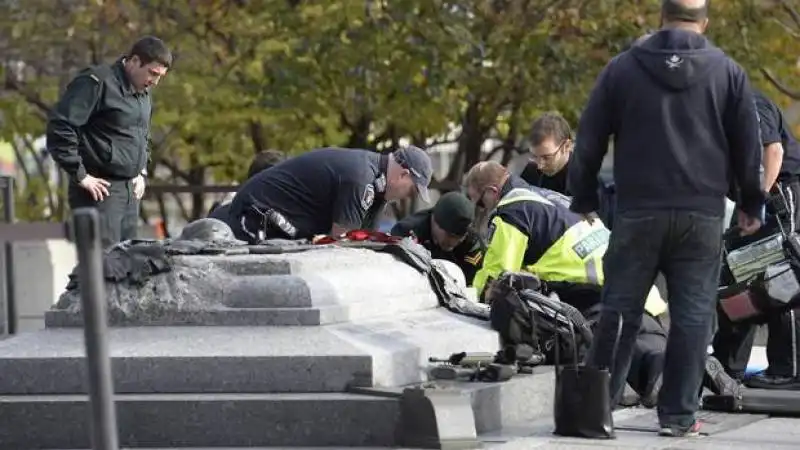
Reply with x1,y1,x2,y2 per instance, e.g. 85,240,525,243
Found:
72,208,119,450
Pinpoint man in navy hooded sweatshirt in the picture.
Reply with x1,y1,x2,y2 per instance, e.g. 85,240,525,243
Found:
567,0,765,437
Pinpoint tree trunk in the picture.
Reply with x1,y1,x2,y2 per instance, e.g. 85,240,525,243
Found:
447,99,487,182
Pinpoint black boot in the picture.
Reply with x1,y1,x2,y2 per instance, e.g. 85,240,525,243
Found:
746,372,800,390
704,355,744,396
640,373,661,408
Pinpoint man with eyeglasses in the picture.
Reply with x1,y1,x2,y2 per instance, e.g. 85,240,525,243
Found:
520,112,574,195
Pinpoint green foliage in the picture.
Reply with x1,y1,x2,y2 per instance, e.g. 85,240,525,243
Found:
708,0,800,107
1,0,798,220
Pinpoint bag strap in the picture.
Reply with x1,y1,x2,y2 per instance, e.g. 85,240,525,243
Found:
554,309,624,377
609,312,623,374
553,308,580,378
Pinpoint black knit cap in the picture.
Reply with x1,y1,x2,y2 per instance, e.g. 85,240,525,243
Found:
433,191,476,236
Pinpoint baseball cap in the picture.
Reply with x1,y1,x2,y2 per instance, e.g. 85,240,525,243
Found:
433,192,475,236
394,145,433,203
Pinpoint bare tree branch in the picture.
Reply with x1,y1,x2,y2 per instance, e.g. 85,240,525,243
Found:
2,77,51,117
780,0,800,30
771,17,800,39
762,67,800,100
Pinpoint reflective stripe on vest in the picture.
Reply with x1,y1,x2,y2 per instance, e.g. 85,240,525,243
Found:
496,188,608,285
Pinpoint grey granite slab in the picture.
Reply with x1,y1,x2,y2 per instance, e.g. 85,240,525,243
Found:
0,309,500,394
52,246,440,327
431,367,556,434
0,392,400,449
0,327,371,394
46,286,439,327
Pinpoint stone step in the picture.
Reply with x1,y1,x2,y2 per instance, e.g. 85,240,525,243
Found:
178,248,414,277
0,310,500,394
0,369,557,449
56,448,400,450
45,294,438,327
0,392,400,449
51,249,444,328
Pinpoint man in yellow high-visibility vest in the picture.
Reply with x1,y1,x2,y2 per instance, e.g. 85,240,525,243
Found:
464,160,666,317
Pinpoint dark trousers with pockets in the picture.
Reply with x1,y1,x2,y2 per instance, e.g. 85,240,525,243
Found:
586,209,722,429
713,179,800,379
68,179,139,249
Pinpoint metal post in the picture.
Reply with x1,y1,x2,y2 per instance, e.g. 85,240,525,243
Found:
1,176,15,335
72,207,119,450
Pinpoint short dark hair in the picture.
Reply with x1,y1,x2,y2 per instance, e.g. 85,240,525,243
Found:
528,112,572,147
246,150,285,178
129,36,173,69
662,0,709,24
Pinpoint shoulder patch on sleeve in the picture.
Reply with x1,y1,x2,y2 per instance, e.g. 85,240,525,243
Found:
360,184,375,211
464,251,484,266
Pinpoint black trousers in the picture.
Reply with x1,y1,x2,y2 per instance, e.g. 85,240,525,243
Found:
68,179,139,249
587,209,723,428
713,179,800,378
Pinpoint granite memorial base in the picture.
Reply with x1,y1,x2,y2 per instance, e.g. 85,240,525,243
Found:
0,245,555,448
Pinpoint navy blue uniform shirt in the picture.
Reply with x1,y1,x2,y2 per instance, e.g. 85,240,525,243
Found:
568,29,764,218
755,91,800,178
230,148,387,238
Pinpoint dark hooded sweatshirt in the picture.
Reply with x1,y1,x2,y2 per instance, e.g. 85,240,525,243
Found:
568,29,764,218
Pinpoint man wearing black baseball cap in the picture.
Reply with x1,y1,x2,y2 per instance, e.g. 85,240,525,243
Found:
391,191,485,285
220,145,433,243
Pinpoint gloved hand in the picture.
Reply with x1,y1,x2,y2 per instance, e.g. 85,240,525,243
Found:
132,175,146,200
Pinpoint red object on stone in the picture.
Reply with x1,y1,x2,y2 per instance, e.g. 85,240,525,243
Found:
312,229,406,245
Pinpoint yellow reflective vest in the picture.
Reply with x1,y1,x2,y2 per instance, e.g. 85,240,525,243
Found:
473,181,667,317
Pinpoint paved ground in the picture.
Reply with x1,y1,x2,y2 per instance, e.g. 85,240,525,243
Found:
484,415,800,449
483,346,799,449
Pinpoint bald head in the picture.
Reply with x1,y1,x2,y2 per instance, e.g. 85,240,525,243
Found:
662,0,708,23
661,0,709,33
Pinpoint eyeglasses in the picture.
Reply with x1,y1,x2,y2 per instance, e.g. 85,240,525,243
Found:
530,140,568,163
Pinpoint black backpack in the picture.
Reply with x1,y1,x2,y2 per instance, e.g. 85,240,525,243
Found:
488,272,594,364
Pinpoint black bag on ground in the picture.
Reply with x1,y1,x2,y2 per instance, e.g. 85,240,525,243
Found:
488,272,593,364
552,313,620,439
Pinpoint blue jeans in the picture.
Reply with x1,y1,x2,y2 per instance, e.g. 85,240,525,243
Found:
586,209,723,428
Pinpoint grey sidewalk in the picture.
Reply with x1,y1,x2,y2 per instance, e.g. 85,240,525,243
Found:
484,408,800,450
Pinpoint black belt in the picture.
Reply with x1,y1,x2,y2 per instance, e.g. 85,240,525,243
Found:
242,197,298,241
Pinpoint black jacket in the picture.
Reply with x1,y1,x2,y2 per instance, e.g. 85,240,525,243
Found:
569,29,764,218
47,59,151,182
520,155,571,196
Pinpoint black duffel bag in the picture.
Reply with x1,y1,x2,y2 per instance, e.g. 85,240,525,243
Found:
487,272,593,365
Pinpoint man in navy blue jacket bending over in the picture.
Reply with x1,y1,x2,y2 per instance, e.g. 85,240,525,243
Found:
567,0,765,437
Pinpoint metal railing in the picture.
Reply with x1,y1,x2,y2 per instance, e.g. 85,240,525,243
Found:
0,176,68,335
71,208,119,450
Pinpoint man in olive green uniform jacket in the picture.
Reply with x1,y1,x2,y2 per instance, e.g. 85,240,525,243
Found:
47,36,172,247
